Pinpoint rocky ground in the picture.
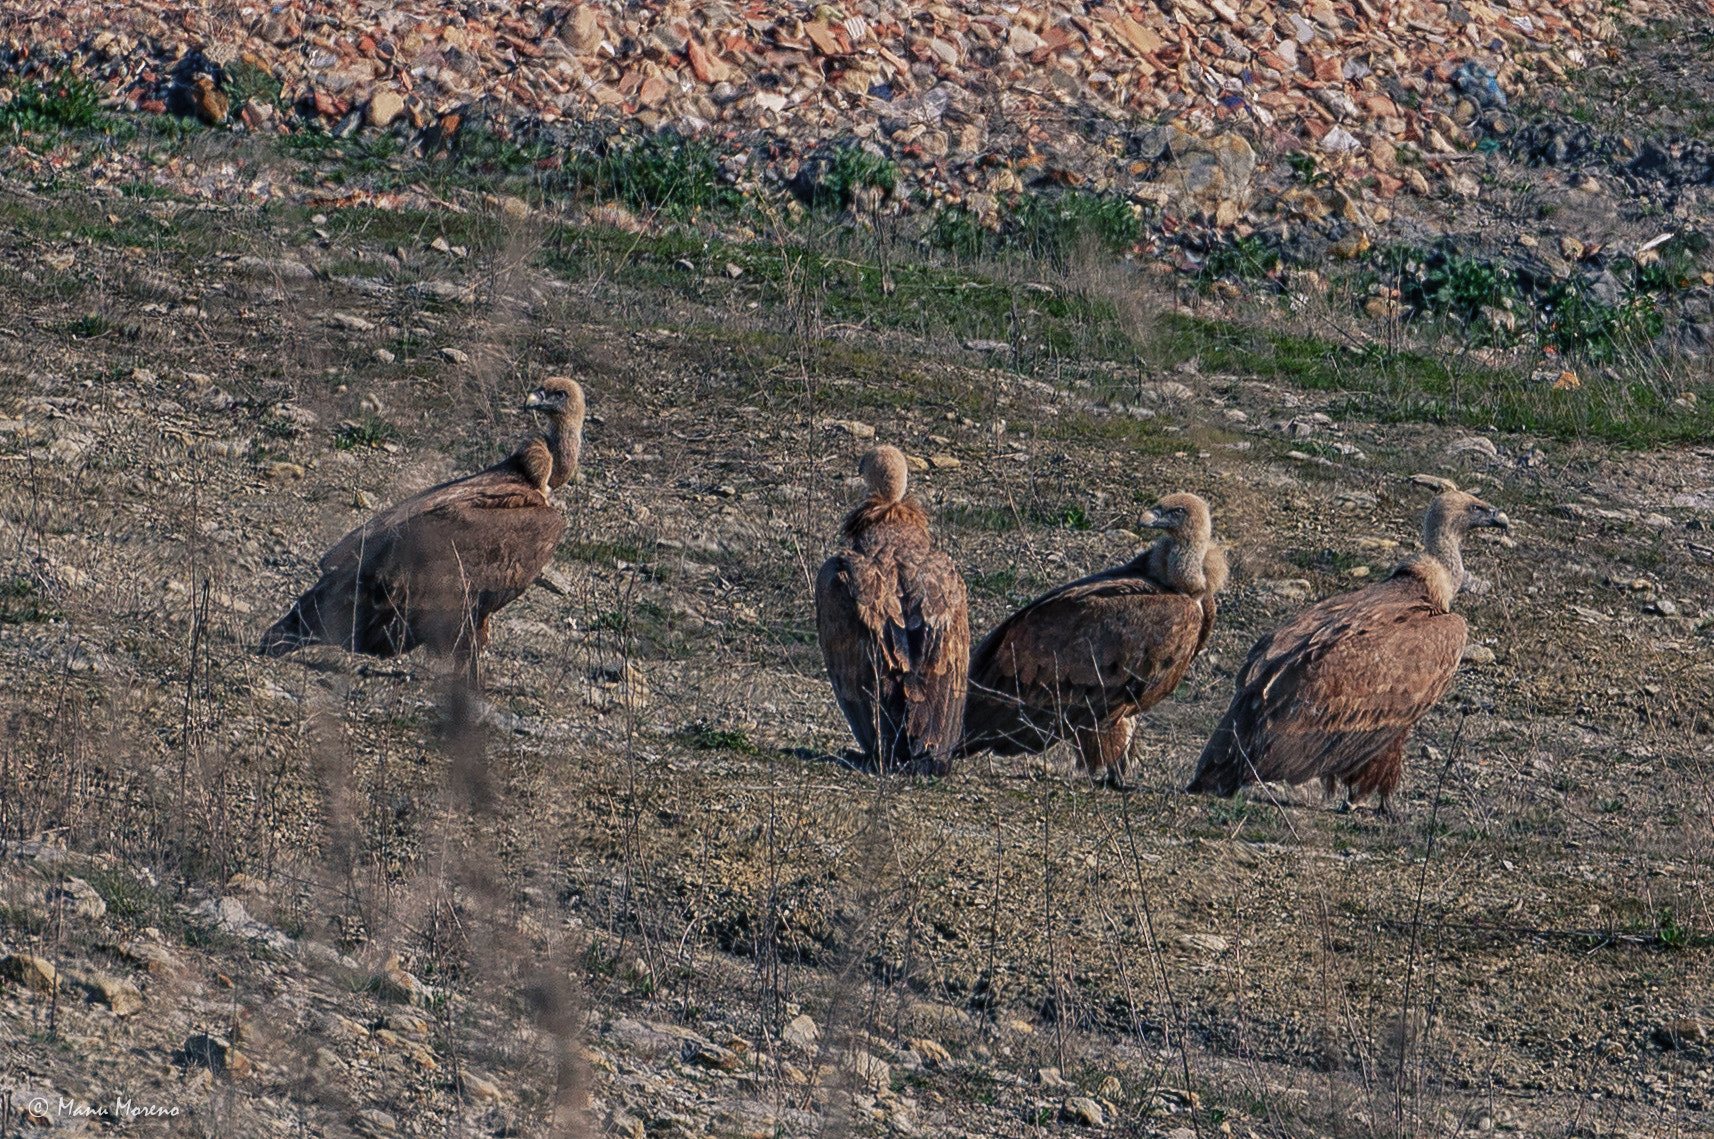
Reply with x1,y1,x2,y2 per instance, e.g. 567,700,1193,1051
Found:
2,14,1714,1139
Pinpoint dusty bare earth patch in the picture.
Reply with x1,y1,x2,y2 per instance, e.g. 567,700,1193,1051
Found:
1,129,1712,1139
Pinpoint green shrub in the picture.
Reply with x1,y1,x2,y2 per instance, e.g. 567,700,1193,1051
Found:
0,74,106,136
569,132,740,218
798,145,898,212
1200,233,1280,285
930,191,1144,263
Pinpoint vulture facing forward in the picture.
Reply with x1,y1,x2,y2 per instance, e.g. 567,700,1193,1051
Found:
260,377,585,684
815,445,970,773
961,493,1226,787
1187,489,1508,814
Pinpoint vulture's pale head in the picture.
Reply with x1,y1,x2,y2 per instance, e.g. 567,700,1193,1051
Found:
1138,492,1213,546
524,377,586,424
859,445,910,503
1425,490,1509,540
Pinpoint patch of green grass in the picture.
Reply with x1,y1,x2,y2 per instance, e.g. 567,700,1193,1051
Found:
681,723,758,754
797,145,898,212
0,73,106,139
930,191,1145,264
1144,312,1714,448
1200,233,1281,287
224,60,281,109
968,566,1020,598
57,313,111,340
332,417,398,450
943,504,1019,532
540,225,1138,359
80,868,175,929
118,180,175,200
565,131,739,218
0,577,61,624
1059,504,1093,531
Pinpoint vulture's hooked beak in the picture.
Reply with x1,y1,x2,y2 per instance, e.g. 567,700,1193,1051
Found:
1138,508,1172,530
524,390,554,412
1487,509,1511,531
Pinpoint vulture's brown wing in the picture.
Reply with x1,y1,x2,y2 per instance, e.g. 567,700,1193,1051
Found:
816,544,971,767
900,547,970,766
815,552,882,757
964,578,1204,754
1190,576,1466,793
263,470,563,658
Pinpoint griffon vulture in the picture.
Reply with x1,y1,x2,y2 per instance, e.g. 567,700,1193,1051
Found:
260,377,585,685
1187,489,1509,814
815,445,970,773
961,493,1225,788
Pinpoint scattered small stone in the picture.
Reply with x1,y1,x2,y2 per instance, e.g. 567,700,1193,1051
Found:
822,419,876,438
458,1071,503,1101
371,955,431,1006
781,1013,820,1050
86,974,144,1016
724,262,744,279
329,312,376,332
265,462,306,480
0,953,57,992
235,256,315,281
366,90,404,128
438,347,470,365
1261,579,1312,601
1461,644,1497,665
927,454,961,470
353,1108,399,1135
1173,932,1229,955
48,876,106,919
1063,1096,1105,1126
689,1042,743,1071
536,566,574,596
848,1050,891,1089
1446,436,1498,458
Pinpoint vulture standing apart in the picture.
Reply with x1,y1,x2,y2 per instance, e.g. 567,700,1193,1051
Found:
1187,489,1509,814
259,377,585,684
961,493,1225,788
815,445,970,773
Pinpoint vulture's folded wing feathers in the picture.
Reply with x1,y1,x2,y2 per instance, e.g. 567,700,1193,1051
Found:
1191,575,1466,794
964,578,1205,754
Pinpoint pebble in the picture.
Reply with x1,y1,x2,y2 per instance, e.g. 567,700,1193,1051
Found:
86,974,145,1016
438,347,470,365
1063,1096,1105,1126
366,90,404,128
781,1013,819,1050
822,419,875,439
0,953,57,992
354,1108,399,1135
458,1072,503,1100
1173,932,1229,955
49,876,107,919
